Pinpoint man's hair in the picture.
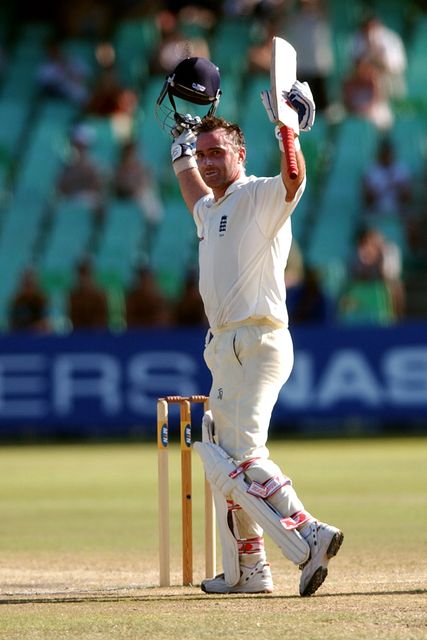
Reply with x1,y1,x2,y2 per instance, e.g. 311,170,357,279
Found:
195,116,245,151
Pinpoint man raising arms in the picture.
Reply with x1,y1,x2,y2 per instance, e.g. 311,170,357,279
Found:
168,60,343,596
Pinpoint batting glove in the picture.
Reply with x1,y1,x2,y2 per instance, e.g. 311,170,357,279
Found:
171,128,197,161
260,89,278,124
287,80,315,132
172,112,201,135
170,116,199,175
260,81,315,132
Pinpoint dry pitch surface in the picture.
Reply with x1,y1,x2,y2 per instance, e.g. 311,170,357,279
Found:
0,438,426,639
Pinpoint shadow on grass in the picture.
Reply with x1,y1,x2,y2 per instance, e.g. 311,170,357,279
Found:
1,587,425,606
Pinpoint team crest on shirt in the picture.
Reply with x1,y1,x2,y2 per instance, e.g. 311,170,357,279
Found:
219,215,227,236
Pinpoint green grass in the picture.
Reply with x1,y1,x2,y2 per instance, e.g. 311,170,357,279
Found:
0,437,426,639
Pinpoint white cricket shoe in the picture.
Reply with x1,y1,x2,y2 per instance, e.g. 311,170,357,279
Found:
299,521,344,596
201,561,273,594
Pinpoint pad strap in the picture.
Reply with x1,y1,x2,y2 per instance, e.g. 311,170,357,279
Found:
238,536,265,556
281,510,313,531
229,457,292,499
194,441,310,565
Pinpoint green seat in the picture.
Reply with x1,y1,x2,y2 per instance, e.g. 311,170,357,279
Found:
114,18,159,87
137,78,172,184
150,198,196,298
15,101,75,200
95,198,146,287
406,16,427,109
372,0,407,35
390,114,427,177
0,192,46,270
210,19,252,78
307,117,379,269
39,200,94,290
327,0,364,97
216,73,241,122
80,116,120,169
0,100,30,162
62,38,98,75
240,74,276,177
1,23,49,101
291,180,314,251
0,255,32,330
300,112,329,181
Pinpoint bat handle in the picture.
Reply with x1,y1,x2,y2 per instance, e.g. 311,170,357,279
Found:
280,125,298,180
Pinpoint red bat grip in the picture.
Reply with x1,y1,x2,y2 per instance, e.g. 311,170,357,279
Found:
280,125,298,180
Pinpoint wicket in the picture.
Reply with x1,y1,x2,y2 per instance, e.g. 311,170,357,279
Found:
157,395,216,587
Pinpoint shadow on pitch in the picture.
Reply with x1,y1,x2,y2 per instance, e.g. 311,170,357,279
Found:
1,587,426,606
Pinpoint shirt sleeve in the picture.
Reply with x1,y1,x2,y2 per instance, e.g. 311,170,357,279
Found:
252,175,306,238
193,194,212,238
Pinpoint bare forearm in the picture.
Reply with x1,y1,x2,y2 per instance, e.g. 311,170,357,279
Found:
176,167,211,214
282,145,306,202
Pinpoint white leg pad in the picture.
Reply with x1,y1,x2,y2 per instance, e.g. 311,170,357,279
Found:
201,410,216,444
201,411,240,586
211,486,241,586
194,442,310,566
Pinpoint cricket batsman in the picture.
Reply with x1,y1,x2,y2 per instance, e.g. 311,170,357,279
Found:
156,56,343,596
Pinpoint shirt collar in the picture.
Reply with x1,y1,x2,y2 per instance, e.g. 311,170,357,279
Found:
208,174,250,207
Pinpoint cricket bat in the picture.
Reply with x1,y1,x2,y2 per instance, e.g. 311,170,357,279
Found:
270,36,299,179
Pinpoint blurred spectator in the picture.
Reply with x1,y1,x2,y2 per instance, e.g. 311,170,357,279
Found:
350,13,407,101
149,9,210,75
8,268,50,332
342,57,393,130
282,0,334,112
362,137,412,218
247,18,276,75
222,1,286,18
350,227,401,281
85,45,138,119
125,267,171,327
67,258,109,329
177,4,218,37
173,270,207,326
36,38,91,106
56,124,106,222
362,137,417,258
340,227,404,321
56,0,113,39
114,140,163,230
288,265,333,325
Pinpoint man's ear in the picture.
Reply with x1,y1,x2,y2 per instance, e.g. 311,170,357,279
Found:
238,146,246,164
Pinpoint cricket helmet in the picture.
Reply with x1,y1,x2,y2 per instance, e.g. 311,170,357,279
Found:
155,56,221,131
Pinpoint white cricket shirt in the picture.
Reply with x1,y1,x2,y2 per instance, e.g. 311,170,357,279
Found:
193,174,305,331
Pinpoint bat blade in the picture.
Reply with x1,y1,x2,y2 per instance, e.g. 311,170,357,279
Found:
270,36,299,179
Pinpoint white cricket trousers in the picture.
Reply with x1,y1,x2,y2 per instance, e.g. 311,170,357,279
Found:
203,324,294,462
204,323,306,554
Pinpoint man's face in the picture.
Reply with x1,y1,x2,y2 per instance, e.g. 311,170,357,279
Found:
195,128,245,197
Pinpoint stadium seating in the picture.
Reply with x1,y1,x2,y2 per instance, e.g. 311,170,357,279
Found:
240,73,276,177
306,117,379,295
39,200,94,290
405,14,427,110
150,197,196,299
94,197,147,288
0,2,425,330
